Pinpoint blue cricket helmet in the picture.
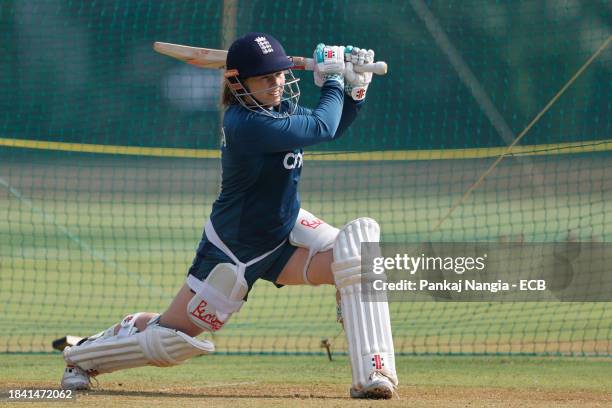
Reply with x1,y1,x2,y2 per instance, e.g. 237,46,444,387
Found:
226,32,293,78
224,32,300,118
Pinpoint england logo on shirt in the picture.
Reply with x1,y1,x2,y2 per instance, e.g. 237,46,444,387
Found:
255,36,273,54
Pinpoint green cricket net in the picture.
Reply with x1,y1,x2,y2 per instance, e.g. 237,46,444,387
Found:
1,0,610,356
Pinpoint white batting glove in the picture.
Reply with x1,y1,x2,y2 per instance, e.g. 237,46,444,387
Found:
313,43,345,87
344,46,374,101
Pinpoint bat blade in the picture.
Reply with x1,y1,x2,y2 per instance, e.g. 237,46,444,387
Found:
154,42,228,69
154,41,388,75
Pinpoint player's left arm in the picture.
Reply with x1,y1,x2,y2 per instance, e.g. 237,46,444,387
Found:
334,94,365,138
293,94,364,140
298,46,374,139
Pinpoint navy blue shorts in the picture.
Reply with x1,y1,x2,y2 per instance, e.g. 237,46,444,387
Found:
187,240,298,295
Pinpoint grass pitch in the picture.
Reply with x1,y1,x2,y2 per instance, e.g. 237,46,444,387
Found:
1,354,611,407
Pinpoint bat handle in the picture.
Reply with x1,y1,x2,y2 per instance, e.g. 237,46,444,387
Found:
292,57,388,76
354,61,388,76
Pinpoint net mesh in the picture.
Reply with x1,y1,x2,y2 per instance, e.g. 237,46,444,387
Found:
1,0,610,355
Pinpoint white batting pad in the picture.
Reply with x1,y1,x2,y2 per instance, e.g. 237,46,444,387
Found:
63,323,214,375
332,218,398,391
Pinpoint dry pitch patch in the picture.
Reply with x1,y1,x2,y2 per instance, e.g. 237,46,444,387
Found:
2,381,610,408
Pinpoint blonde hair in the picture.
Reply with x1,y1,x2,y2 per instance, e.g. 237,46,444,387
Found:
221,81,240,107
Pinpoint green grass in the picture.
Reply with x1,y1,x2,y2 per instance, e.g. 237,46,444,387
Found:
2,354,611,391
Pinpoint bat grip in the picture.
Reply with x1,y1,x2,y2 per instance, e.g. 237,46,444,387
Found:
292,57,388,76
354,62,388,76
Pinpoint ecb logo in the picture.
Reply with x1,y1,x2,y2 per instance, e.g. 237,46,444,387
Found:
283,152,303,169
254,36,273,54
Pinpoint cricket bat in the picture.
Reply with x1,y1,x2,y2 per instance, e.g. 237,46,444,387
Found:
153,41,388,75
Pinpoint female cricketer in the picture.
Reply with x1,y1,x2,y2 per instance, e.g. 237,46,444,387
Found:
60,32,398,399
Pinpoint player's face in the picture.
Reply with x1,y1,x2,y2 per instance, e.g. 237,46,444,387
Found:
244,71,286,108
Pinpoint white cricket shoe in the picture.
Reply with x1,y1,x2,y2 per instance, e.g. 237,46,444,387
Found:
350,372,395,399
61,365,91,390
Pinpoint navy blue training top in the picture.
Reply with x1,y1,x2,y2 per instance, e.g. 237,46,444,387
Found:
202,81,364,261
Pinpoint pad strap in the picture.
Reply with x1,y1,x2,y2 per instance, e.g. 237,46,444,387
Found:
116,312,143,337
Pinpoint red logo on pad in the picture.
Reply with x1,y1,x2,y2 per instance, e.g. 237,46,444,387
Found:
190,300,225,331
301,218,323,229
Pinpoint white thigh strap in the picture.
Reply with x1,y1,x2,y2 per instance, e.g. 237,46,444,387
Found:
290,209,339,285
204,220,242,266
63,325,214,375
204,220,286,298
